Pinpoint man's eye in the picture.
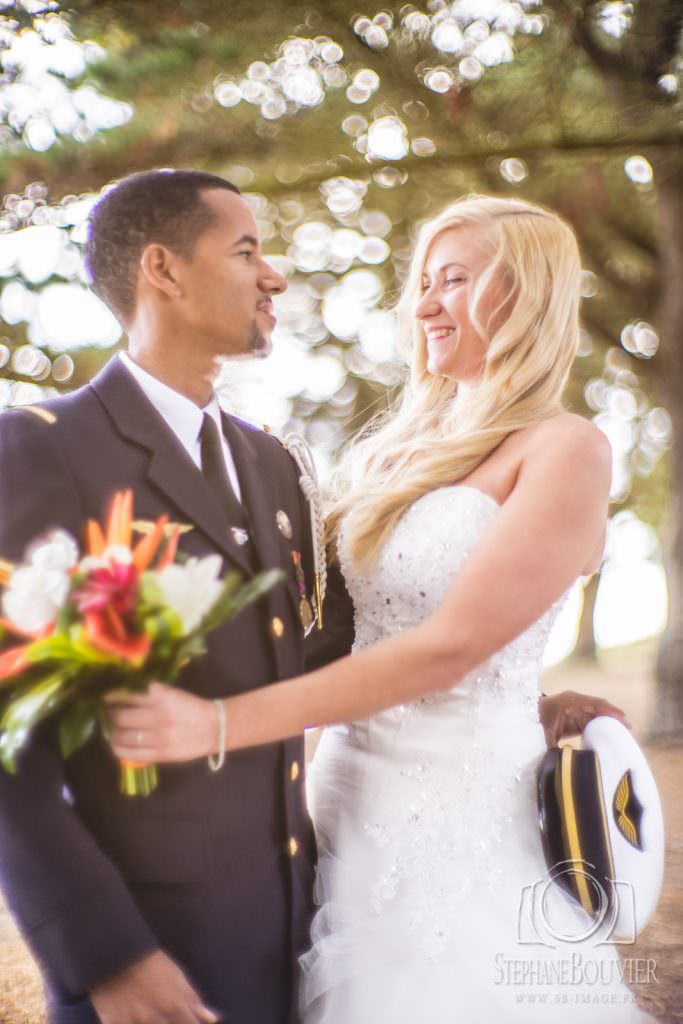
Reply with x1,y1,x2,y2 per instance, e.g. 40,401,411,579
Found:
239,250,255,259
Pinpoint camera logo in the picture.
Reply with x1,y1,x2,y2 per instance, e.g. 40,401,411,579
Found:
517,859,637,948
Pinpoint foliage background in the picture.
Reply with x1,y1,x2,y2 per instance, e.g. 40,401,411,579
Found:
0,0,681,736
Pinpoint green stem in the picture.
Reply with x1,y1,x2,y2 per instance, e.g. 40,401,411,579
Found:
119,761,158,797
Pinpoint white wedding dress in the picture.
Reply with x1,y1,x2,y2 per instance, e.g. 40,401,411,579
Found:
301,486,654,1023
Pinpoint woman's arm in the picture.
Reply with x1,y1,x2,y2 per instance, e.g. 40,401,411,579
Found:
108,418,613,759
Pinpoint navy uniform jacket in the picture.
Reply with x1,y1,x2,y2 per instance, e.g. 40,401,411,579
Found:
0,357,354,1024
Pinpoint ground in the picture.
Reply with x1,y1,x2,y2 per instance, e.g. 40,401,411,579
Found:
0,660,681,1022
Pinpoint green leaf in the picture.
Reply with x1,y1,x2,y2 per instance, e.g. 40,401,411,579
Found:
0,669,75,773
163,633,207,682
67,628,128,666
54,603,76,636
58,700,98,758
98,699,112,742
25,634,81,663
138,574,186,642
144,607,185,643
24,631,123,668
198,568,284,635
138,572,164,610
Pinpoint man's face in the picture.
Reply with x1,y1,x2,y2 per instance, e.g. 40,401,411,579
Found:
171,189,286,359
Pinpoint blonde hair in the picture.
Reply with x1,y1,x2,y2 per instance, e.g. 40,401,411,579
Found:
326,193,582,566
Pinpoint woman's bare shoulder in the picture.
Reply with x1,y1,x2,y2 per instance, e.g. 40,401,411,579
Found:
522,412,612,489
524,411,610,455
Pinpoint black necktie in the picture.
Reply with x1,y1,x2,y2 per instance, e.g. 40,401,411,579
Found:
199,413,248,533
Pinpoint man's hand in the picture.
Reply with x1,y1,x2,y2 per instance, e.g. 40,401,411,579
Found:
90,949,220,1024
539,689,632,749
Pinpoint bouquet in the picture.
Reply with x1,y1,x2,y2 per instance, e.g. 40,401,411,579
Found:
0,490,282,796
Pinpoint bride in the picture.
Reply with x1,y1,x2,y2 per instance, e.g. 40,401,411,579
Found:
108,194,654,1021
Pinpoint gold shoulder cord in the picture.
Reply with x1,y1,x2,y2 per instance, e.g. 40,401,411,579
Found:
282,433,326,634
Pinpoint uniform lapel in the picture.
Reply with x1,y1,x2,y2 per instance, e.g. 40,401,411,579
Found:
90,358,253,576
221,411,280,573
222,412,303,679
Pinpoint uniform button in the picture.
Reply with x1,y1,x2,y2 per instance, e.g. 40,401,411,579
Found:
290,760,300,782
288,836,299,857
271,616,285,638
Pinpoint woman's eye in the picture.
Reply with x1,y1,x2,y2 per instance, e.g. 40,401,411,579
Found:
445,276,465,286
239,250,255,259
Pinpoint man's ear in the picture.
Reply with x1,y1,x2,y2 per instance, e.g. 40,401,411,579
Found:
139,243,184,301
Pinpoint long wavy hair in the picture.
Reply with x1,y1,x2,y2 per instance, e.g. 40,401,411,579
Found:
325,194,583,567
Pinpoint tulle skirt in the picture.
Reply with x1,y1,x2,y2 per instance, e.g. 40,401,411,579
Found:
300,708,654,1024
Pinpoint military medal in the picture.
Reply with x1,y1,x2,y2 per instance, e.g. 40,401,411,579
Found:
276,510,293,539
291,551,314,631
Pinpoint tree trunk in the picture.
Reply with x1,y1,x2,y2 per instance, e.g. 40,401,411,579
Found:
650,152,683,743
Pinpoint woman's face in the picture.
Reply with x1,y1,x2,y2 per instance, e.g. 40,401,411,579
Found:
415,224,507,382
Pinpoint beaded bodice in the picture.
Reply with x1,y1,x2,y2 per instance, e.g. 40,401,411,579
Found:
324,485,568,947
339,485,565,716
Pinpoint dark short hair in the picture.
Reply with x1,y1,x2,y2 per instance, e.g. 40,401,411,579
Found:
83,169,241,323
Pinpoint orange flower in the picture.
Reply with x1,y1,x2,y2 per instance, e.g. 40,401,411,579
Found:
105,490,134,548
156,526,181,570
0,643,32,682
132,515,169,572
84,610,151,664
85,520,106,558
0,559,14,587
0,616,41,641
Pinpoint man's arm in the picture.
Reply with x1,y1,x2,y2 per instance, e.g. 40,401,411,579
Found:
304,556,355,671
0,410,160,994
278,437,355,672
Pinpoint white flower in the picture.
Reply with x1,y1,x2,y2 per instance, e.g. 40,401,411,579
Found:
78,544,133,574
2,530,79,633
102,544,133,566
154,555,224,634
78,556,103,574
29,530,79,574
2,565,70,633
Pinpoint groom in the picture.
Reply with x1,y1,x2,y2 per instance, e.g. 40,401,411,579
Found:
0,169,354,1024
0,169,624,1024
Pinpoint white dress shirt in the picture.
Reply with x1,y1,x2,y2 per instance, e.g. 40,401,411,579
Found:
118,351,242,501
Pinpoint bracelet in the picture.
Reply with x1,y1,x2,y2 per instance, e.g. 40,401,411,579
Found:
208,699,226,772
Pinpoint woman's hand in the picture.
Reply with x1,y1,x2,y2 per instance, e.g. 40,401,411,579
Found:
539,689,632,749
104,683,219,763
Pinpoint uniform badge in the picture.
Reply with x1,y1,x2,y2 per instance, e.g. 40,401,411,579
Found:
276,510,293,539
291,551,314,631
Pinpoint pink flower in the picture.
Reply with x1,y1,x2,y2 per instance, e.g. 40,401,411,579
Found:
73,561,138,617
